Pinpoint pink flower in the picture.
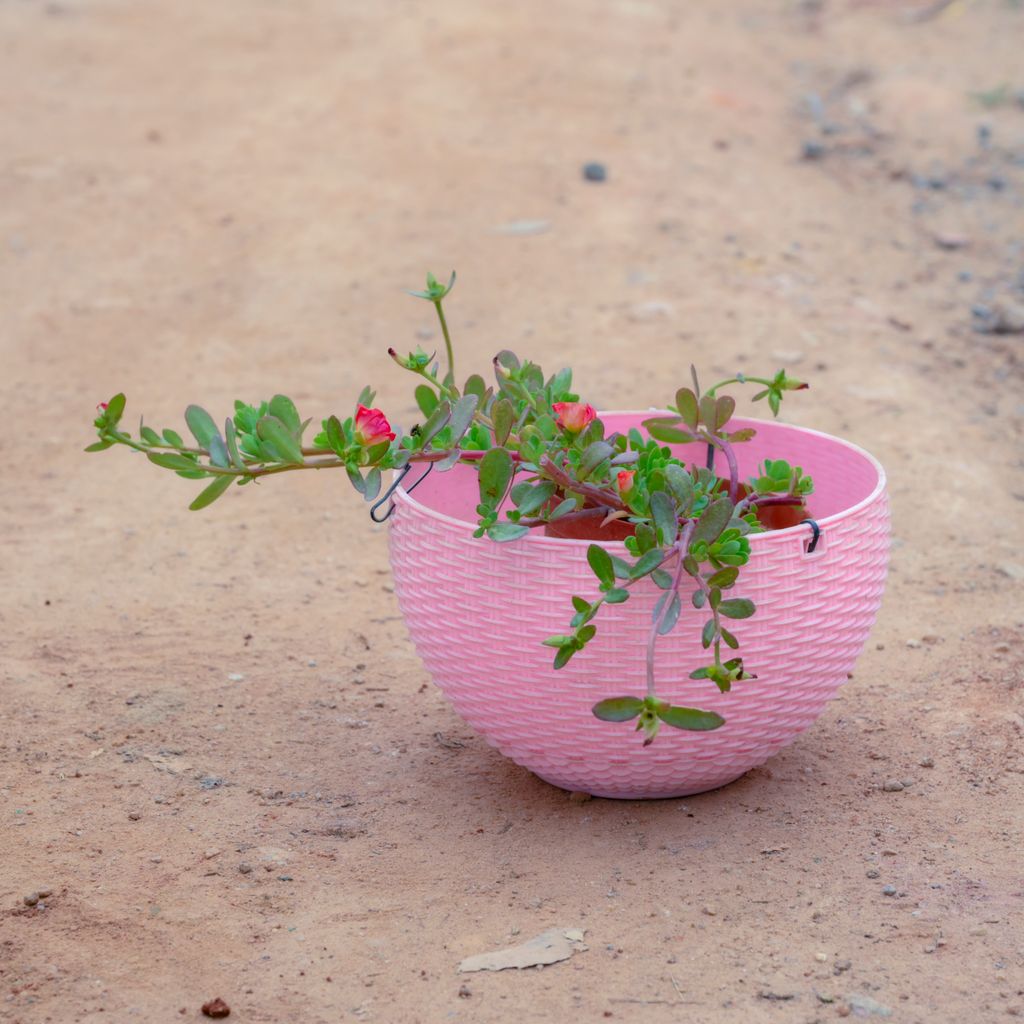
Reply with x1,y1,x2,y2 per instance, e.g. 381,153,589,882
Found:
552,401,596,434
617,470,635,493
354,405,395,447
96,402,108,414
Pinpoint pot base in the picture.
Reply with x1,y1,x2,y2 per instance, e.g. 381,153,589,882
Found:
534,768,751,801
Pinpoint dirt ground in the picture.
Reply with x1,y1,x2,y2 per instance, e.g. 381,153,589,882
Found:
2,0,1023,1021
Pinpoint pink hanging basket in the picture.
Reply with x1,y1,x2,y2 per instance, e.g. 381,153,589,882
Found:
388,414,889,799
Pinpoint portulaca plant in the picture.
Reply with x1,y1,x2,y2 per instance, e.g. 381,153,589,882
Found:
88,272,811,745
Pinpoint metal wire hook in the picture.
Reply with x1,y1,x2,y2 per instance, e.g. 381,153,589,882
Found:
369,461,434,523
801,518,821,554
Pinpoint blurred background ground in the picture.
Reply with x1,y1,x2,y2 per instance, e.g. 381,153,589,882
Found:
1,0,1022,1021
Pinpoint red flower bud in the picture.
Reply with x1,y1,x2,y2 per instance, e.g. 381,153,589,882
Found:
354,405,395,448
96,402,109,414
552,402,596,434
617,470,635,492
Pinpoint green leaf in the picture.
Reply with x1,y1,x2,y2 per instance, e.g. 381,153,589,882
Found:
610,555,633,580
162,428,185,448
649,491,678,545
605,588,630,604
147,452,202,472
587,544,615,588
188,474,233,511
257,415,304,464
478,447,514,506
542,635,571,648
657,592,681,635
419,400,451,447
651,568,674,589
643,417,695,444
139,425,161,445
719,598,756,620
707,566,739,589
548,498,577,521
224,418,246,469
104,393,127,425
721,627,739,649
207,435,231,469
691,589,706,609
701,618,716,648
415,385,439,418
363,467,382,502
768,390,781,416
84,440,113,452
487,522,529,542
579,441,614,479
346,465,366,494
634,523,657,554
571,596,591,614
692,497,733,545
553,644,575,669
656,705,725,731
631,548,664,579
184,405,219,449
664,464,694,510
514,481,557,516
269,395,302,436
714,395,736,430
698,394,716,429
592,697,644,722
325,415,346,455
448,395,478,442
492,398,514,446
463,374,487,400
675,388,699,430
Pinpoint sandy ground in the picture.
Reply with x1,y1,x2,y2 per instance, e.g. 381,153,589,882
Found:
2,0,1023,1021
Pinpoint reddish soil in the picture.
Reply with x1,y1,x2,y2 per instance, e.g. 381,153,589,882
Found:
2,2,1023,1022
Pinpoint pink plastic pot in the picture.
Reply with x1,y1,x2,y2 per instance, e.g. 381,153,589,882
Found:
388,415,889,799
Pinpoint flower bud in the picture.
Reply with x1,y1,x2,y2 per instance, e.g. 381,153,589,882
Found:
354,405,396,447
552,401,597,434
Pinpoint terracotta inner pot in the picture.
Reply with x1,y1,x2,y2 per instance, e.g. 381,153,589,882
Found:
543,483,809,540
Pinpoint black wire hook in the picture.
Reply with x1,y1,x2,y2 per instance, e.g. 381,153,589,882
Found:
369,461,434,523
801,518,821,554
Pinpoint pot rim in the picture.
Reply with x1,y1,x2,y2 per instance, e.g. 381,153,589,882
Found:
392,412,887,550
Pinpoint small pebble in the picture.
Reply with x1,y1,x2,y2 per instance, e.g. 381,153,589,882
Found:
227,673,245,682
919,757,934,768
238,862,253,875
905,639,922,649
201,998,231,1019
815,952,828,962
802,139,826,161
701,905,717,917
882,884,897,896
834,959,852,974
128,811,142,820
582,161,607,182
37,887,53,898
23,892,39,907
882,780,904,792
866,868,880,879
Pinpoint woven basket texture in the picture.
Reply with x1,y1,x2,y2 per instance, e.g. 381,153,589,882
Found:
388,414,889,798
